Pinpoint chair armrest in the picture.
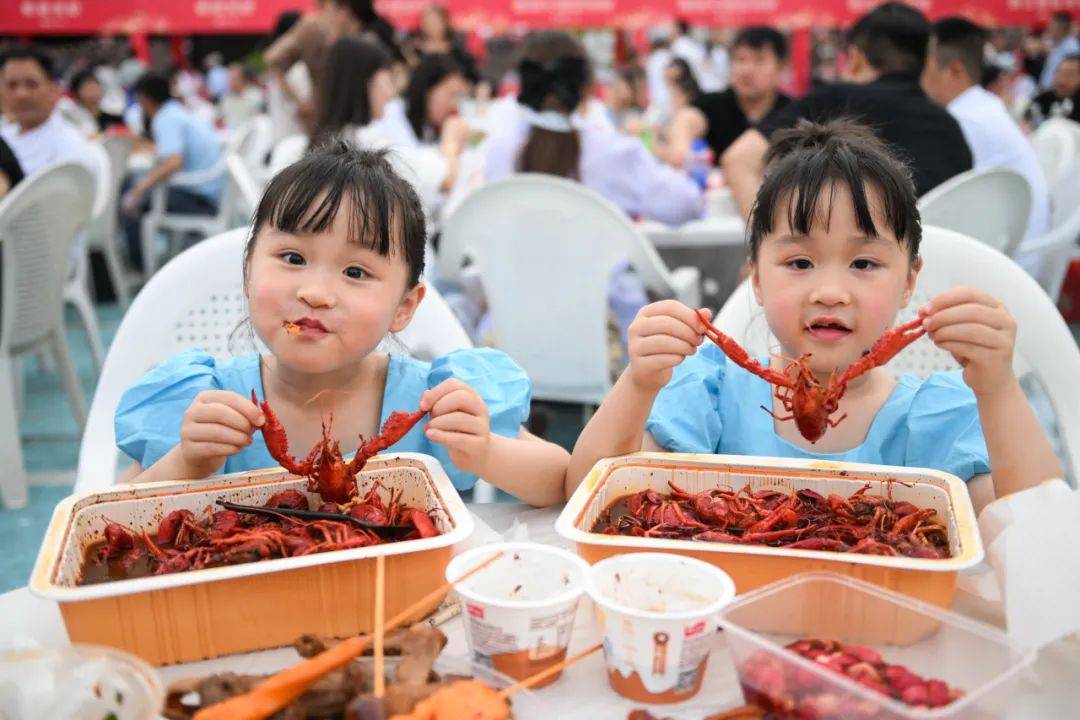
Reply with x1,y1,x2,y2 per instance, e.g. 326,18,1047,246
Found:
669,265,702,308
167,161,227,189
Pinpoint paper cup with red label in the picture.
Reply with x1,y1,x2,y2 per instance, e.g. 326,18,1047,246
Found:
586,553,736,704
446,542,590,687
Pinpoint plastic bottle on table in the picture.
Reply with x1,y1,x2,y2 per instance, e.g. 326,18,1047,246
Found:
687,138,714,191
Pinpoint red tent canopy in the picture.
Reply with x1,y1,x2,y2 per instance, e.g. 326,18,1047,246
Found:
0,0,1075,35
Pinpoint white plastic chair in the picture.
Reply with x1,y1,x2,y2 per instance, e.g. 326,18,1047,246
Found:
139,157,236,277
1016,161,1080,302
713,226,1080,486
234,115,274,183
60,142,111,373
268,133,309,176
226,153,261,226
436,174,701,405
73,227,473,495
916,167,1032,256
1,163,96,508
82,135,134,306
1031,119,1078,188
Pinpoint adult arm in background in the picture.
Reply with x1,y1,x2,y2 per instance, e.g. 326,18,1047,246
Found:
653,106,708,168
720,127,770,218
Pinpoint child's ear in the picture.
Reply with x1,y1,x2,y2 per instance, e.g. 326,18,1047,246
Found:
749,260,764,306
389,282,426,333
901,255,922,307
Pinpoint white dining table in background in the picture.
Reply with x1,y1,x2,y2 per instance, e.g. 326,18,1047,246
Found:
2,503,1078,718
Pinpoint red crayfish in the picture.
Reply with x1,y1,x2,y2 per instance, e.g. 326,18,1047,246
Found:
740,638,964,717
695,310,926,443
251,390,427,504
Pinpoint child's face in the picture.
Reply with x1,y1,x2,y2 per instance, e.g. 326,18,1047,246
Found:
751,182,920,374
246,206,423,375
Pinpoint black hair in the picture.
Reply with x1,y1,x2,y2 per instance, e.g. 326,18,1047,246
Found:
749,119,921,263
70,68,100,95
847,1,930,76
247,140,426,288
932,17,986,83
676,19,691,36
273,10,302,40
133,72,172,105
1051,11,1073,27
405,53,464,141
313,36,393,144
515,31,590,179
732,26,789,63
981,63,1003,88
667,57,700,103
0,46,55,79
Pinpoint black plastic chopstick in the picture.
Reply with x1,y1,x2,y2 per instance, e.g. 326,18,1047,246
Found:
215,499,414,538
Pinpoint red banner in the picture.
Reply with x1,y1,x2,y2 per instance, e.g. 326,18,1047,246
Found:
1,0,1077,34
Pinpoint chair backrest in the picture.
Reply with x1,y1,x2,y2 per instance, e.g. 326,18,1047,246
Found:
0,162,95,354
239,115,274,174
1031,119,1078,188
226,153,261,224
74,227,472,494
269,133,309,176
916,167,1031,256
437,174,682,404
714,226,1080,483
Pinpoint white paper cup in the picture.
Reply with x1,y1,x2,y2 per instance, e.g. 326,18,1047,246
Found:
587,553,736,704
446,542,590,687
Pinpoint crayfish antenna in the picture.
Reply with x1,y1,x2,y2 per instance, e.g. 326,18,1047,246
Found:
835,317,926,388
695,309,796,388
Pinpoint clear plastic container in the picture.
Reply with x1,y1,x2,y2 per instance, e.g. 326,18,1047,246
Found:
717,572,1035,719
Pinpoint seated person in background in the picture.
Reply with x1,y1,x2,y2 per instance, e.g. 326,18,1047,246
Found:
723,2,972,216
922,17,1050,240
483,30,703,227
122,72,224,269
314,37,469,207
0,47,98,178
605,65,647,133
219,62,265,129
1025,53,1080,127
387,53,470,149
68,68,125,136
656,26,791,168
406,4,480,84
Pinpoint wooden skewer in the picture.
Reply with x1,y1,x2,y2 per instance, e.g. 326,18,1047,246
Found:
495,643,604,699
193,550,504,720
373,555,386,699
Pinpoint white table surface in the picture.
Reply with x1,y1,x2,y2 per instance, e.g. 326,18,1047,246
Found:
2,504,1078,718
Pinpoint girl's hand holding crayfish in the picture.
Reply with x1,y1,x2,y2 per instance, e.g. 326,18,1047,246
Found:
420,379,492,476
177,391,265,477
627,300,711,392
920,287,1018,398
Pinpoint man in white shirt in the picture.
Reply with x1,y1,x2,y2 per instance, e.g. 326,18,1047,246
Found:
0,47,98,180
922,17,1050,240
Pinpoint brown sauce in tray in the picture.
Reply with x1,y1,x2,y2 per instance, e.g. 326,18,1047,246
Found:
80,540,176,585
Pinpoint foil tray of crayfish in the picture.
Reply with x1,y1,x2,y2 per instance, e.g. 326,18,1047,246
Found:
555,453,983,608
28,453,473,666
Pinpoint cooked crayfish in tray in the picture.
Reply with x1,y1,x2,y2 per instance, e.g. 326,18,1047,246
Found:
740,638,963,717
591,482,950,559
80,481,439,585
80,395,434,585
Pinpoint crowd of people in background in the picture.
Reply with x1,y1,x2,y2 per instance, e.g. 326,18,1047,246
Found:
0,2,1076,311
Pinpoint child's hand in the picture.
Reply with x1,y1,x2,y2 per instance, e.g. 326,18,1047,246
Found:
920,287,1017,397
178,391,264,476
420,379,492,476
627,301,709,392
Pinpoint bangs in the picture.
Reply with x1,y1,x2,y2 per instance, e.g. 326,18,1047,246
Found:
749,119,921,261
257,153,400,257
248,141,426,286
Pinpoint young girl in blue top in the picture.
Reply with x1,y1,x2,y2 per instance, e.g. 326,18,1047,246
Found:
567,120,1062,509
116,141,569,506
